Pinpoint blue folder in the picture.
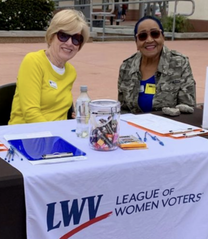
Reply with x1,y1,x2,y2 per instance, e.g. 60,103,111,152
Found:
8,136,86,161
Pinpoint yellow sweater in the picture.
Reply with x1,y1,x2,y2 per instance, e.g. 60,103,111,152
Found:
9,50,76,125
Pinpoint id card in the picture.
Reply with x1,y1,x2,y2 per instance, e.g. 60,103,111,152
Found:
145,83,156,94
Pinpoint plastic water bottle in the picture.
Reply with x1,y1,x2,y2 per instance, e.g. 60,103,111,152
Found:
75,85,91,138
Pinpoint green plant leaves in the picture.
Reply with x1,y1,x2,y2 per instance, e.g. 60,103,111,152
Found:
162,15,194,33
0,0,55,30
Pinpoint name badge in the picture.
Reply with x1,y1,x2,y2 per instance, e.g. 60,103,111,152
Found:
145,83,156,94
49,80,57,89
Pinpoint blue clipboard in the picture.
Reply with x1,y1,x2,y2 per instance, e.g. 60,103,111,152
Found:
8,136,86,161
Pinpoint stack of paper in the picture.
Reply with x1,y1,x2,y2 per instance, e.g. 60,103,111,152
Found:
120,113,208,138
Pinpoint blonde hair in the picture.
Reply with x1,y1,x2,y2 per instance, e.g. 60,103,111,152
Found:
45,9,89,50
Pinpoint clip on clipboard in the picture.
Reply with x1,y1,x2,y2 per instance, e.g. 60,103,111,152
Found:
8,136,87,164
123,113,208,139
127,121,208,139
168,129,208,138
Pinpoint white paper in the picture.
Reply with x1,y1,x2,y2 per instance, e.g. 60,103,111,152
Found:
29,156,87,165
123,113,200,134
120,113,137,122
4,131,53,141
202,67,208,129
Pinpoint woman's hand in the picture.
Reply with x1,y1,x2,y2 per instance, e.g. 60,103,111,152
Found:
71,112,76,119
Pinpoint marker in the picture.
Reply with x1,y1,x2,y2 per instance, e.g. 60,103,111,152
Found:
143,132,164,146
145,132,157,141
155,136,164,146
143,132,147,142
5,146,19,162
136,132,143,142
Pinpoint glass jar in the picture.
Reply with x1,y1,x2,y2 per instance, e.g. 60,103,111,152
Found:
89,99,120,151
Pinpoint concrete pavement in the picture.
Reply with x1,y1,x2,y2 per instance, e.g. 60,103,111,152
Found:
0,40,208,104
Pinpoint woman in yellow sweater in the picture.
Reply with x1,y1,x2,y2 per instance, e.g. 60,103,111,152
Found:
9,9,89,125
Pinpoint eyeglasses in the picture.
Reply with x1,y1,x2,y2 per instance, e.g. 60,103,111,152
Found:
136,29,162,41
56,31,84,46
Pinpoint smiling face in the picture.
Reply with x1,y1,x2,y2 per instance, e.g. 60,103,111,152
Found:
136,19,164,59
47,33,80,68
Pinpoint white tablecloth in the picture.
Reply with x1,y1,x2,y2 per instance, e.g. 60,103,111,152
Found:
1,120,208,239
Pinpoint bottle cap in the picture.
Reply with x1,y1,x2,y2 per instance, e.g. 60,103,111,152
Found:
80,85,87,92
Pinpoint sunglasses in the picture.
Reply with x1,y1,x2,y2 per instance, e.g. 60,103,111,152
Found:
136,29,161,41
56,31,84,46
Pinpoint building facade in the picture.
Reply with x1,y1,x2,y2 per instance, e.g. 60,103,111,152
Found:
57,0,208,32
168,0,208,32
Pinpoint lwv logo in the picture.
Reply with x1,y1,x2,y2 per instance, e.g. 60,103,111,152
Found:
46,194,112,238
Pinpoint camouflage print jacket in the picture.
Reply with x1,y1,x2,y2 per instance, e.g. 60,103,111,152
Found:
118,45,196,114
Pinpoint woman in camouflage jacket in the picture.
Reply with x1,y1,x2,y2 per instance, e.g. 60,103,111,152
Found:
118,16,196,114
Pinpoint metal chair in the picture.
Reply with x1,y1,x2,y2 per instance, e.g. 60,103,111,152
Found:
0,83,16,125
